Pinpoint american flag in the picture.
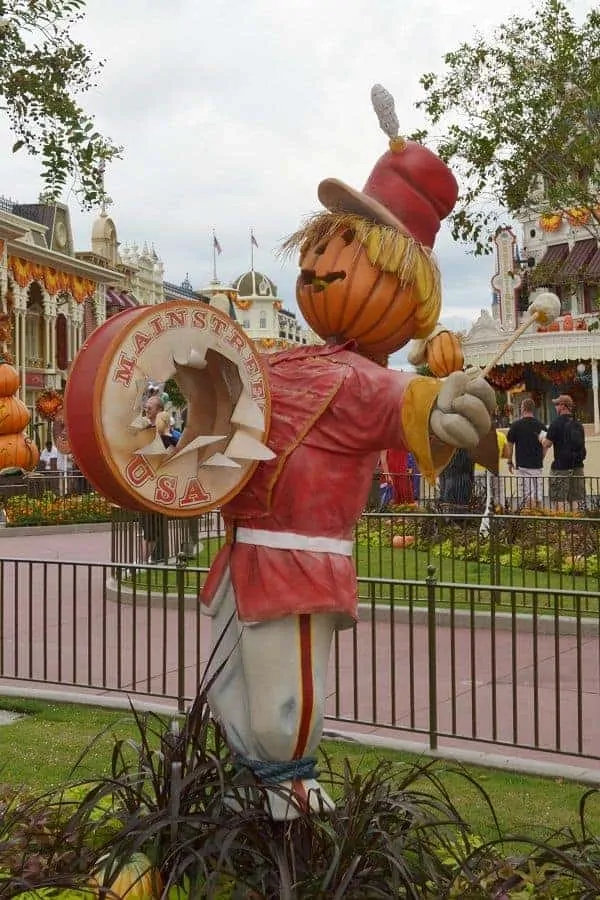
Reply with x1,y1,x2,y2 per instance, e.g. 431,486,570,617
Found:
251,232,258,248
213,234,222,255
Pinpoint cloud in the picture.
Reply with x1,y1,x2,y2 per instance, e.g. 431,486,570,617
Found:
0,0,595,332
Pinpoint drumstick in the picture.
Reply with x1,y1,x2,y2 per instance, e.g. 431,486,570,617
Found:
481,292,561,378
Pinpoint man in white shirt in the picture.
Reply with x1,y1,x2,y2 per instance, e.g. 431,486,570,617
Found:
39,440,58,471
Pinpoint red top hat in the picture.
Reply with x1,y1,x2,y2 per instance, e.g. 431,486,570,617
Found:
318,84,458,249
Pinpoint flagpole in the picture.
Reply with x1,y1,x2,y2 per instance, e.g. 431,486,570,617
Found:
250,227,254,272
212,228,217,281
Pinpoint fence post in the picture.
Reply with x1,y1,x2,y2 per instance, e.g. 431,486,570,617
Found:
426,564,438,751
176,551,188,713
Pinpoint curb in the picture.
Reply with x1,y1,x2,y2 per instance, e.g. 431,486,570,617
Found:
323,726,600,786
358,601,600,637
103,578,600,637
0,686,596,788
0,522,111,538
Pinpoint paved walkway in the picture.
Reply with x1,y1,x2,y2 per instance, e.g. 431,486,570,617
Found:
0,526,599,780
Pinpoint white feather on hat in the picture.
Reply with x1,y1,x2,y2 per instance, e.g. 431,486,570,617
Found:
406,322,446,366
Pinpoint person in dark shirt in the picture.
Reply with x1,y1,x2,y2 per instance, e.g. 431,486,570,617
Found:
438,448,474,513
542,394,586,512
505,398,547,508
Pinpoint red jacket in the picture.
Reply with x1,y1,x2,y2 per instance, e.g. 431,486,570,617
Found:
201,344,416,624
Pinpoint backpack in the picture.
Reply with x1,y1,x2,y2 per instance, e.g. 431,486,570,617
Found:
564,417,586,467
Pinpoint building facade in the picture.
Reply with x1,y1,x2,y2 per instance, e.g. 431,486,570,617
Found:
0,199,123,433
230,269,321,352
463,221,600,433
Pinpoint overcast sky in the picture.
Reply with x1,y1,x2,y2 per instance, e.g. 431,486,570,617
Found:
0,0,595,357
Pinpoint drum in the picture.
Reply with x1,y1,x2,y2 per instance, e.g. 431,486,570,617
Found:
65,301,272,515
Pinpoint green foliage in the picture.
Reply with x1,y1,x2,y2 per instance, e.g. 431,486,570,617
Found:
413,0,600,253
163,378,186,410
3,697,600,896
0,0,122,207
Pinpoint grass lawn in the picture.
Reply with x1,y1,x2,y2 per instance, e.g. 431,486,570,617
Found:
0,696,598,843
122,536,600,615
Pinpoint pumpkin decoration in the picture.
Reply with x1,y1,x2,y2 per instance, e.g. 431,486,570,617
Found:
0,359,39,472
0,394,31,434
92,852,163,900
425,329,464,377
284,213,442,358
0,358,19,396
392,534,415,549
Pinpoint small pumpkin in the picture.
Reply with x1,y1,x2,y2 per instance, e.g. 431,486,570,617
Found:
93,852,163,900
392,534,415,549
288,213,442,357
0,360,20,396
425,330,464,377
0,433,40,472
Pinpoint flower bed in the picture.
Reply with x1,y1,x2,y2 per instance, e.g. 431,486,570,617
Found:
4,491,112,527
356,507,600,581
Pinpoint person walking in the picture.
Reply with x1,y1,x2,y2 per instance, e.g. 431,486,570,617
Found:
542,395,587,512
505,398,547,509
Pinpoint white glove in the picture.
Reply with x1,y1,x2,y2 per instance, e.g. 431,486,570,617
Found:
429,369,495,449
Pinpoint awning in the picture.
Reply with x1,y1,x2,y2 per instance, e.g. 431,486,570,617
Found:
557,238,597,281
529,242,569,287
106,288,138,309
585,246,600,281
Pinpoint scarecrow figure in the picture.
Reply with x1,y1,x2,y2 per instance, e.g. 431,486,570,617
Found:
200,85,496,819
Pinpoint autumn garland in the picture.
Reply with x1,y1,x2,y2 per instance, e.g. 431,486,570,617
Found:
532,362,578,386
538,208,599,231
486,364,525,390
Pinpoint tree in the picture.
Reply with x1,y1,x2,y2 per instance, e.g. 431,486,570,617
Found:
0,0,121,207
413,0,600,254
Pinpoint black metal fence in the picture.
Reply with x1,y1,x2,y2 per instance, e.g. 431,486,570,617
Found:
110,506,600,604
0,553,599,765
110,508,224,566
374,471,600,514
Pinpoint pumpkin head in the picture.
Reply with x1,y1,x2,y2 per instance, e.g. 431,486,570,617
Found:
425,329,464,377
286,213,442,358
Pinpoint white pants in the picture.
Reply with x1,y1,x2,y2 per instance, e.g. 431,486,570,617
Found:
515,467,543,507
203,567,337,816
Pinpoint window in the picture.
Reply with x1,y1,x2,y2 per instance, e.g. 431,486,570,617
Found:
242,318,250,329
259,314,267,329
26,281,45,367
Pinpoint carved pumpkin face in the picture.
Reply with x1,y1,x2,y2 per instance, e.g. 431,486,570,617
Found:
290,214,442,359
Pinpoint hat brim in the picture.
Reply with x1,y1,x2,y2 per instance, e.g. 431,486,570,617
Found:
318,178,410,236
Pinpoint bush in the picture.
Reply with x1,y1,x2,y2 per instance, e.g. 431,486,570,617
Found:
1,687,600,897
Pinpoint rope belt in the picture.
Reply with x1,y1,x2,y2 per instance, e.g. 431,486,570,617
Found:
235,527,353,556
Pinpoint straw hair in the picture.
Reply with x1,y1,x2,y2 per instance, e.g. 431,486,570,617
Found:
281,211,441,339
